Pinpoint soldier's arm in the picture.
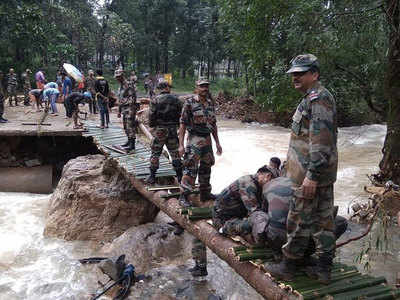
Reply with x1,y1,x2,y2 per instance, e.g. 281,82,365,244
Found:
239,180,260,214
178,101,191,156
307,95,336,182
210,108,222,155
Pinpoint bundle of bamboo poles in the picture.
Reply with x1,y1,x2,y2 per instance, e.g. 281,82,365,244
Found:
177,206,212,220
232,245,400,299
161,190,200,200
232,245,275,262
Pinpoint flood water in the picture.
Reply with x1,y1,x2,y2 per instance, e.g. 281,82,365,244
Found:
0,119,399,299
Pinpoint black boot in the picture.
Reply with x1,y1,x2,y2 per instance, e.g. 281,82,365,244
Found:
175,168,183,183
189,263,208,277
265,258,300,281
0,117,6,123
125,138,135,152
146,168,157,185
179,192,191,208
172,160,183,183
305,256,332,285
120,138,130,148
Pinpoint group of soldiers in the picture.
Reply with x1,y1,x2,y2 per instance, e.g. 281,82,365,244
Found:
1,53,342,285
143,53,344,285
0,68,32,123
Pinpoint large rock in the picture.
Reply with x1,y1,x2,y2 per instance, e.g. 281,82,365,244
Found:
44,154,159,242
101,221,193,273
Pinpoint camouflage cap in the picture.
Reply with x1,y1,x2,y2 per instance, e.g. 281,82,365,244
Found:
114,69,124,78
196,78,210,86
157,78,170,89
286,54,319,73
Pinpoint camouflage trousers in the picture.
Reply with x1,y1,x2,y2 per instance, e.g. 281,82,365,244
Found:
150,126,181,172
192,238,207,268
212,195,251,237
7,85,17,104
181,134,215,195
23,85,30,105
122,110,137,139
282,185,336,260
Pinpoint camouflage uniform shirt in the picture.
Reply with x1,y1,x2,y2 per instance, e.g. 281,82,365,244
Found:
180,94,216,136
149,92,182,127
118,79,137,116
7,73,17,88
85,76,96,94
216,175,262,215
21,72,31,89
284,81,338,186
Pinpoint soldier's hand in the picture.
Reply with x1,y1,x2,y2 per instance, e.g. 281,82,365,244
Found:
117,113,121,118
216,143,222,156
302,177,317,199
178,146,185,158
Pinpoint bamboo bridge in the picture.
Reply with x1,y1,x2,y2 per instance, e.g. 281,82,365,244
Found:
82,121,400,300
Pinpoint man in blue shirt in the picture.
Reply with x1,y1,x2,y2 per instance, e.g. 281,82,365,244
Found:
43,88,60,115
62,72,73,117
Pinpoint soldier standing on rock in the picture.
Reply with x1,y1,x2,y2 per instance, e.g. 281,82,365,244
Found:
178,78,222,206
116,69,138,152
146,79,183,184
7,68,18,106
21,69,32,106
268,54,338,285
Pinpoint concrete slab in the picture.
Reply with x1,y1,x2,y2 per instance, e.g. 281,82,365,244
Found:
0,102,123,136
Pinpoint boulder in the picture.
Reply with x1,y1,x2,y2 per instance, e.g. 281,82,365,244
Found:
44,154,159,242
101,222,193,273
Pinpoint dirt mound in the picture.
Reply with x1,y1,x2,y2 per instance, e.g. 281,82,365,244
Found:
214,92,293,127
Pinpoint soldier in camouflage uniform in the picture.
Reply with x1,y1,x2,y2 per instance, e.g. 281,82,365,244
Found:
21,69,32,106
194,166,278,278
7,68,18,106
0,89,7,123
255,177,347,262
116,69,138,152
178,79,222,205
212,165,279,238
85,70,97,114
146,79,183,184
179,79,222,277
268,54,338,285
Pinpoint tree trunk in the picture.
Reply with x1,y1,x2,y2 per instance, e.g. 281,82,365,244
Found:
227,58,232,77
379,0,400,184
162,38,168,73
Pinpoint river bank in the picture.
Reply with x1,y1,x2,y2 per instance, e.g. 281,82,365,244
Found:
214,92,383,127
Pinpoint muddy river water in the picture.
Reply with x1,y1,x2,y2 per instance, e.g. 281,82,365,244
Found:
0,119,399,299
